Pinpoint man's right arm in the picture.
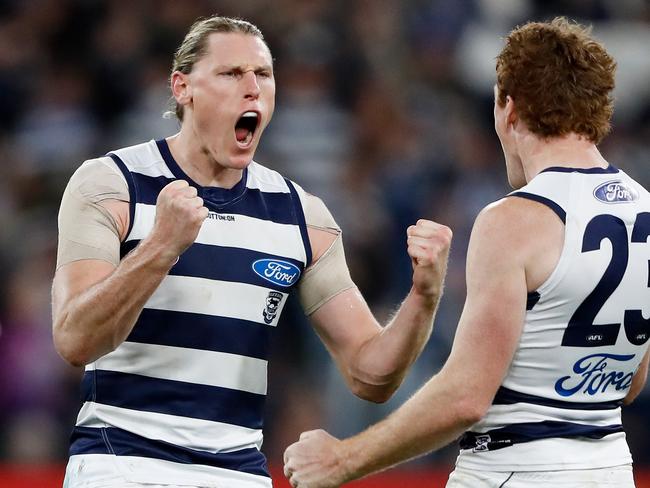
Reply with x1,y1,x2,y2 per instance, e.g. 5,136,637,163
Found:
53,238,180,367
52,161,207,367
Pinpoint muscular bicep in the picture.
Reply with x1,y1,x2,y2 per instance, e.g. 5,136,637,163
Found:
52,259,117,323
57,158,129,270
309,287,380,364
299,192,373,365
441,202,529,408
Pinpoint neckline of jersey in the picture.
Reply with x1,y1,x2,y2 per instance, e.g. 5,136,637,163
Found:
155,138,249,204
540,165,619,174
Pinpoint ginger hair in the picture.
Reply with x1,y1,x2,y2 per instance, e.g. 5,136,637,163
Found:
496,17,616,144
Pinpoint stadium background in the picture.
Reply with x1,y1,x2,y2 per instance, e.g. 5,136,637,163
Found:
1,0,649,486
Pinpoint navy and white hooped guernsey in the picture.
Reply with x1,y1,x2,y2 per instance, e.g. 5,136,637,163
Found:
457,165,650,472
68,139,312,487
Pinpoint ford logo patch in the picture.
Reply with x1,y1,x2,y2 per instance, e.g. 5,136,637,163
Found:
594,180,638,204
252,259,301,287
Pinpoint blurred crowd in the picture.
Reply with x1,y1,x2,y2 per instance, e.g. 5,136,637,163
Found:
1,0,649,471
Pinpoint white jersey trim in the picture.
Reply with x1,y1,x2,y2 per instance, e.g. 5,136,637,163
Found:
76,402,263,453
111,141,175,179
246,161,292,193
94,341,268,395
473,403,621,432
143,275,288,327
128,203,307,265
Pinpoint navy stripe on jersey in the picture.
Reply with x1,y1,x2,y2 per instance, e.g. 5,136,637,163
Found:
285,178,313,267
127,308,272,360
541,165,619,174
509,191,567,223
155,139,250,205
460,421,623,451
493,386,622,410
70,426,269,478
526,291,540,311
120,240,302,292
83,370,265,429
108,153,137,238
127,171,299,224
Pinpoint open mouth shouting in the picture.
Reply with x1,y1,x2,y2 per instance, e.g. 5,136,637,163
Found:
234,111,260,148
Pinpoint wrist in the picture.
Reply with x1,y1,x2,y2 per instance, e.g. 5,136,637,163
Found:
409,285,440,310
338,437,363,483
138,235,180,270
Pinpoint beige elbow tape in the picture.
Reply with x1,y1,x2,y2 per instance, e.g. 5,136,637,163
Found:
56,158,128,269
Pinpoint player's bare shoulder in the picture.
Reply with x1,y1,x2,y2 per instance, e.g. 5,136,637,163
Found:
471,197,560,283
474,196,564,291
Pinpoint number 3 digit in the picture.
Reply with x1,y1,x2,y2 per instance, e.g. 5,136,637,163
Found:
624,212,650,345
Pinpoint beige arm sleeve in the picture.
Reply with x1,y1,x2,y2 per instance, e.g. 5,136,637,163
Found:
298,194,356,315
56,157,129,269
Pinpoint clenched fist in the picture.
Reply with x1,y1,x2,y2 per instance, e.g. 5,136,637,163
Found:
283,430,349,488
406,219,452,300
148,180,209,261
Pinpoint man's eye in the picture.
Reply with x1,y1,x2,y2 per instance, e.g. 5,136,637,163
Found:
221,70,243,78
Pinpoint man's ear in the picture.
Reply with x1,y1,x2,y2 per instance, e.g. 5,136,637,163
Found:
171,71,192,107
505,95,518,128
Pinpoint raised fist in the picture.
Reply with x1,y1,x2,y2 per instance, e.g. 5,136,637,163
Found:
149,179,209,259
406,219,452,299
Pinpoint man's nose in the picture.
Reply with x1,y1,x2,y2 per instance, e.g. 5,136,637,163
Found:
243,71,260,99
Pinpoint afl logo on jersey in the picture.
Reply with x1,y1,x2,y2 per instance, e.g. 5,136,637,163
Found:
593,180,638,204
253,259,301,287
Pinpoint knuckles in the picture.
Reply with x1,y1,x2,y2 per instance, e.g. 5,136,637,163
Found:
408,221,452,241
407,226,453,248
438,225,453,242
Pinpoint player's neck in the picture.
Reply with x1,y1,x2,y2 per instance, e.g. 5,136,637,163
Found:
520,133,609,183
166,130,244,189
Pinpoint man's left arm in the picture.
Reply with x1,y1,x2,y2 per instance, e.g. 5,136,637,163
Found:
299,194,451,403
284,200,528,487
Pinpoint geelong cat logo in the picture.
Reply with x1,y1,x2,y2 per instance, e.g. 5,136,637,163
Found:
263,291,283,324
594,181,638,204
252,259,301,287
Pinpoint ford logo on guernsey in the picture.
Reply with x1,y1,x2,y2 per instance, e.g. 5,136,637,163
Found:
252,259,301,287
554,353,635,397
593,180,638,204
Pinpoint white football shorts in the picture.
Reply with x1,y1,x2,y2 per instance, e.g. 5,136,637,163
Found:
446,464,634,488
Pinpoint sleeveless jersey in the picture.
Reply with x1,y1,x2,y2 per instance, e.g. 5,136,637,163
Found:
68,139,312,487
456,165,650,472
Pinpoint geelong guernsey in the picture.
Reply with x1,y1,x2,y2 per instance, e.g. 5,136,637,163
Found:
457,165,650,471
68,139,312,487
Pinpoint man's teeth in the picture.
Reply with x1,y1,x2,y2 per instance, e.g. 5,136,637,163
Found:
244,131,253,144
242,111,257,118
